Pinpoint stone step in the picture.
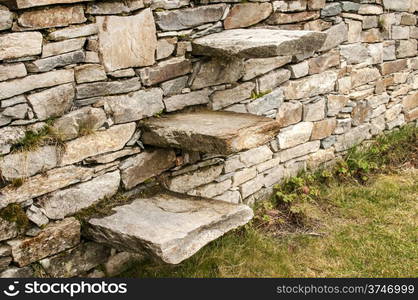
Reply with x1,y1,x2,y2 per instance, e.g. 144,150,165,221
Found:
140,110,281,155
85,192,253,264
192,29,327,58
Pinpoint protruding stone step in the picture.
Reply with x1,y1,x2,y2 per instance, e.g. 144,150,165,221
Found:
192,29,327,58
140,110,281,155
85,192,253,264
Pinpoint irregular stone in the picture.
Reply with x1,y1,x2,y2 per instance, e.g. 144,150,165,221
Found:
405,107,418,121
85,147,141,164
352,101,370,126
8,217,80,267
277,122,313,149
0,146,57,180
224,3,272,29
335,124,371,152
188,179,232,198
120,150,176,190
346,19,362,43
327,95,349,116
268,11,319,24
17,5,85,29
150,0,189,10
340,43,369,65
48,23,98,41
3,0,94,9
311,118,336,140
2,103,29,119
351,67,381,88
247,88,284,115
320,22,348,52
288,61,309,78
362,28,382,43
40,242,110,278
307,148,335,169
156,37,176,60
0,32,42,60
210,82,255,110
358,4,383,15
256,68,291,92
164,89,211,112
242,56,292,80
321,2,342,17
53,107,106,141
0,63,26,82
303,97,326,121
0,69,74,101
308,50,340,74
240,173,264,198
382,0,412,12
192,29,327,58
76,78,141,99
86,192,253,264
214,190,241,204
155,4,226,31
385,104,403,122
75,64,106,84
402,91,418,110
0,256,11,271
60,123,136,165
276,101,302,127
42,38,86,58
378,59,408,75
39,171,120,220
0,266,33,278
0,5,13,31
139,57,192,86
86,0,144,14
100,88,164,124
239,145,273,167
391,25,409,40
386,114,405,130
104,252,143,277
396,39,417,58
108,68,136,78
278,141,320,162
141,110,281,155
0,245,11,256
27,83,74,121
284,70,337,100
0,126,25,155
0,218,19,242
97,9,157,72
160,76,189,96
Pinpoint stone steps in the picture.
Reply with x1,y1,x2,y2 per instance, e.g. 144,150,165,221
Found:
85,192,253,264
192,28,327,58
140,109,281,155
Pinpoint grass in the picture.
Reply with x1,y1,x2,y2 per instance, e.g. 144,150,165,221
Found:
120,125,418,278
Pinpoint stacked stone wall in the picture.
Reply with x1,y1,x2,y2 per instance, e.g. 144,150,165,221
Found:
0,0,417,277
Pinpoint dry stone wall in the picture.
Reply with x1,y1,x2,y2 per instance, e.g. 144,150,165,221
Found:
0,0,418,277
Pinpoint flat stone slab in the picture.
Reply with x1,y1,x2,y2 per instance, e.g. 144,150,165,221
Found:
192,29,327,58
86,192,253,264
140,110,281,155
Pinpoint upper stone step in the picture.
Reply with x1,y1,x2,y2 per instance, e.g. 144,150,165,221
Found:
140,110,281,155
85,192,253,264
192,29,327,58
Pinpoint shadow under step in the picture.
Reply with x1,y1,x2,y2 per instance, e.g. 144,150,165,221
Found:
192,28,327,59
140,110,281,155
85,192,253,264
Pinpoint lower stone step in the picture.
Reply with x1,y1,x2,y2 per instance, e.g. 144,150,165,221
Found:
140,110,281,155
85,192,253,264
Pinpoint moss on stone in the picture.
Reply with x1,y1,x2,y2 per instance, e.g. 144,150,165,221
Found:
0,203,30,232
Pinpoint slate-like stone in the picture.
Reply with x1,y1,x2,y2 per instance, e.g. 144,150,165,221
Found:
75,78,141,99
139,57,192,86
0,32,42,60
284,70,337,100
141,110,281,155
2,0,93,9
86,192,253,264
224,3,272,29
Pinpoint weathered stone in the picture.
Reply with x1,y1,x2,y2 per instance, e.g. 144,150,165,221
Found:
340,43,369,65
104,252,143,277
284,70,337,100
256,68,291,92
277,122,313,149
303,97,326,122
53,107,106,141
0,63,26,82
86,0,144,14
311,118,337,140
0,146,57,180
40,242,110,278
402,91,418,110
327,95,349,116
247,88,284,115
188,179,232,198
242,56,292,80
27,83,74,120
192,29,326,58
278,141,320,162
308,50,340,74
405,107,418,121
320,22,348,52
60,123,136,165
276,101,302,127
386,114,406,130
17,5,85,29
0,69,74,101
87,192,252,264
0,256,11,271
224,3,272,29
97,9,157,72
108,68,136,78
8,217,80,267
0,95,26,108
26,205,48,227
383,0,412,12
268,11,319,24
0,32,42,60
0,5,13,31
150,0,189,10
0,266,33,278
368,43,384,64
335,124,371,152
75,64,106,84
240,173,264,198
239,145,273,167
48,23,98,41
42,38,86,58
2,0,94,9
120,149,176,189
214,190,241,204
139,57,192,86
39,171,120,220
362,15,378,29
155,4,226,31
0,218,19,242
141,110,281,155
164,89,211,112
346,19,362,43
85,147,141,164
392,26,410,40
378,59,408,75
362,28,382,43
0,245,11,256
385,104,403,122
156,37,176,60
0,126,25,155
352,101,370,126
396,39,417,58
76,78,141,99
161,76,189,96
351,67,381,88
100,88,164,124
2,103,29,119
358,4,383,15
273,0,307,12
231,167,256,187
321,2,341,16
210,82,255,110
0,165,94,209
288,60,309,78
307,148,335,169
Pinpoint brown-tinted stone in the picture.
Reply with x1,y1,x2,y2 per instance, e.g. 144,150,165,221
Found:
267,11,319,25
378,59,408,75
139,57,192,86
224,3,272,29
